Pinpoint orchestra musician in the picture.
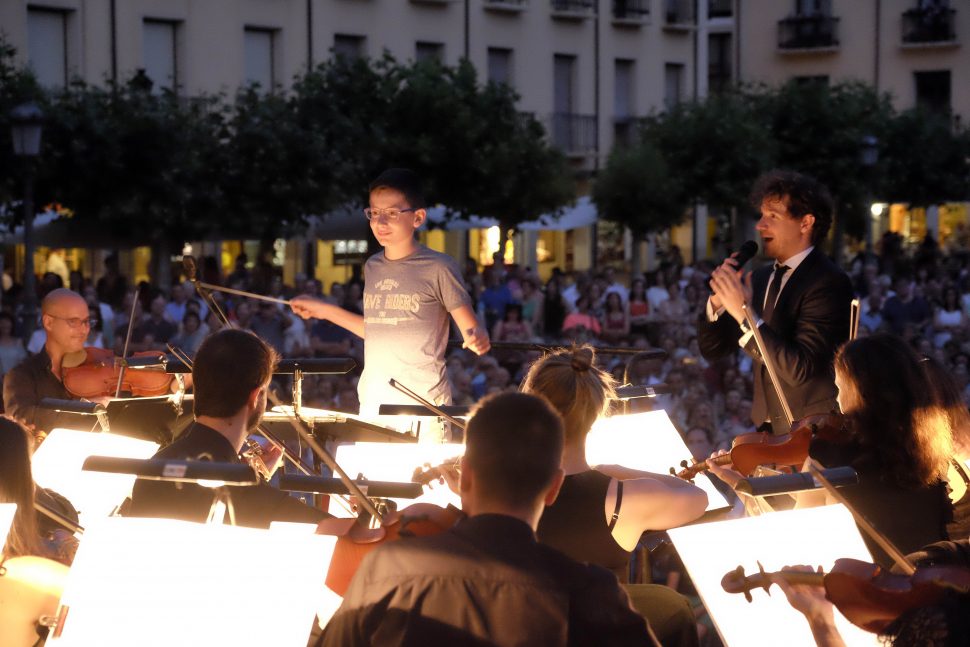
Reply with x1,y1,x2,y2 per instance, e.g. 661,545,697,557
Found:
290,169,489,435
3,288,94,435
521,346,708,647
920,355,970,541
0,415,79,564
709,334,953,567
128,329,329,528
319,392,659,646
699,171,853,434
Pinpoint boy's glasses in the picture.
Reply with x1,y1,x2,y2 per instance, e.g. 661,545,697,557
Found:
363,207,416,222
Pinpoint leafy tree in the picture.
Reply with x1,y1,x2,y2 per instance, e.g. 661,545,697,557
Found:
880,108,970,207
752,81,895,245
0,37,41,211
592,141,685,273
643,91,774,213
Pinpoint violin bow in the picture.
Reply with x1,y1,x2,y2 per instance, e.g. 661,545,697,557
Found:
34,500,84,536
181,262,378,522
114,289,141,398
742,303,795,427
807,459,916,575
388,378,467,433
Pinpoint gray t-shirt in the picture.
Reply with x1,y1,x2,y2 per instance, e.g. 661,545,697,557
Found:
357,246,471,416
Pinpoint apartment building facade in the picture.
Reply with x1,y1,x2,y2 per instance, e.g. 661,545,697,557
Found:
739,0,968,120
2,1,740,280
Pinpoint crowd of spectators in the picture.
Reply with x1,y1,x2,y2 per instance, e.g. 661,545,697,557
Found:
2,230,970,440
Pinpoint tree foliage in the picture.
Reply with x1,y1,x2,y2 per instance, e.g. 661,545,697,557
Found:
594,80,970,248
0,47,573,246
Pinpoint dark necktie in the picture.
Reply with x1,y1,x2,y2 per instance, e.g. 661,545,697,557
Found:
762,264,790,323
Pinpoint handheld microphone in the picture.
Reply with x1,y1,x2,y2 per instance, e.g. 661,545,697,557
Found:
706,240,759,290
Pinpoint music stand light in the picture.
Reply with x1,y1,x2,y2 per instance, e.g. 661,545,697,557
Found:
330,442,465,516
585,411,730,512
667,505,877,647
31,429,159,528
46,517,336,647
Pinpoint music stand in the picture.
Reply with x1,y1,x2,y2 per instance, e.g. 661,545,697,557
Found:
31,429,159,528
667,505,878,647
46,517,337,647
328,442,465,516
105,395,195,445
586,410,730,513
265,405,417,443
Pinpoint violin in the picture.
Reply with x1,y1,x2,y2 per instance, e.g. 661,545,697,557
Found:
721,558,970,633
411,456,462,487
61,347,174,399
318,503,464,596
673,412,845,481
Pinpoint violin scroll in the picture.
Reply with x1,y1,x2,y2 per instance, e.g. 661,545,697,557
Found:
720,562,773,603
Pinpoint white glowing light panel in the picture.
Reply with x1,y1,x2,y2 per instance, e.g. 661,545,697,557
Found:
31,429,159,527
0,502,16,550
668,505,878,647
49,517,336,647
329,442,465,516
586,410,729,511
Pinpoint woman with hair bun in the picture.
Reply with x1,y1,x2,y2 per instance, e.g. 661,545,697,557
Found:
522,345,708,647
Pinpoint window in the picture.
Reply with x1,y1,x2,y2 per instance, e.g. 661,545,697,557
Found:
27,8,69,88
333,34,366,60
795,0,831,15
553,54,576,114
614,59,636,146
915,70,951,115
708,33,732,94
333,240,369,265
244,28,276,89
794,74,830,86
614,59,635,118
143,19,179,93
487,47,514,87
415,41,444,63
664,63,684,109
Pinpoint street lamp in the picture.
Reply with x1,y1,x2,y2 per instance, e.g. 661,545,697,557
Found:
10,101,44,342
859,134,879,253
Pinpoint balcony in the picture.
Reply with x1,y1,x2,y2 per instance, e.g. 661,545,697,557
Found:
409,0,449,5
777,14,839,52
902,7,957,47
550,112,598,156
664,0,695,32
484,0,527,13
708,0,733,19
551,0,595,20
613,0,649,25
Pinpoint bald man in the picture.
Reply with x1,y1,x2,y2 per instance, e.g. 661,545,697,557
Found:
4,288,93,433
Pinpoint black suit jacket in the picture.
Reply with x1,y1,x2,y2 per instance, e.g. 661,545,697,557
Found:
698,247,853,434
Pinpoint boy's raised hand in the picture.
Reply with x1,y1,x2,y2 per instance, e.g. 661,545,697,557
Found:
462,326,491,355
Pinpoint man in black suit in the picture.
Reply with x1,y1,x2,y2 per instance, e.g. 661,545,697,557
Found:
699,170,853,434
129,329,327,527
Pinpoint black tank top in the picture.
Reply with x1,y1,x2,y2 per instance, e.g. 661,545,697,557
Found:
536,470,631,582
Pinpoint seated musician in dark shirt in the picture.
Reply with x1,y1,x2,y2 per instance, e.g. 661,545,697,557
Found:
128,329,327,528
318,392,659,647
3,288,93,436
